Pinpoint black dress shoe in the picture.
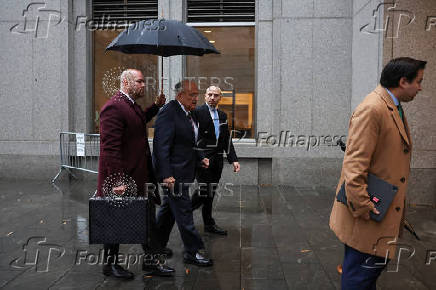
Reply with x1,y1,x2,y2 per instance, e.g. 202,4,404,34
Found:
183,252,213,267
103,264,134,280
205,224,228,235
160,247,173,258
142,263,175,277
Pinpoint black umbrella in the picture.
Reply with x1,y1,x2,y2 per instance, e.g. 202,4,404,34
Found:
106,19,220,93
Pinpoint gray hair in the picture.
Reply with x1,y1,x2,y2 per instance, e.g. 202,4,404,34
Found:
174,81,183,94
120,69,137,90
174,80,196,95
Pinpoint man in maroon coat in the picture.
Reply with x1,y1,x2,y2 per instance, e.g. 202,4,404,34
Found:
97,69,173,279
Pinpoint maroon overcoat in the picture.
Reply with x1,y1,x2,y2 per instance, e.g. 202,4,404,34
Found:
96,91,159,197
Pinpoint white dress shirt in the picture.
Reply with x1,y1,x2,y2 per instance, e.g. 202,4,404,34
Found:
120,89,135,104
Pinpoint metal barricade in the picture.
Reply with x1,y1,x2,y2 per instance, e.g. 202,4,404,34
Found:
52,132,100,183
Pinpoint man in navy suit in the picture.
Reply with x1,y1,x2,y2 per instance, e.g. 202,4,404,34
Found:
153,80,213,267
192,86,240,235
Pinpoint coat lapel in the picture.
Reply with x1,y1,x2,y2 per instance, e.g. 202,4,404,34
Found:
375,86,410,147
118,91,148,127
173,100,195,143
202,104,217,139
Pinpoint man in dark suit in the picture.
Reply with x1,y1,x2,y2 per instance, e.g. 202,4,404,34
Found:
192,86,240,235
153,80,213,267
97,69,174,279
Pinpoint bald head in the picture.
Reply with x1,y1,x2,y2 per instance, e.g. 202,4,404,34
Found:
120,69,145,100
175,80,199,111
204,85,222,108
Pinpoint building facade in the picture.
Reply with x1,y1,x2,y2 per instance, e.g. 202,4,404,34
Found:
1,0,435,205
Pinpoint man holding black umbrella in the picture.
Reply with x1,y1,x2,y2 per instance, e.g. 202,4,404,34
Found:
97,69,174,279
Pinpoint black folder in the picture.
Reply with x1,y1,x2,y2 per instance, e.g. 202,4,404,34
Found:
336,173,398,222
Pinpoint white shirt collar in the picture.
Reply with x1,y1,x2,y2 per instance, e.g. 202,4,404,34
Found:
120,90,135,104
177,100,198,141
385,88,400,106
177,100,190,116
206,103,217,111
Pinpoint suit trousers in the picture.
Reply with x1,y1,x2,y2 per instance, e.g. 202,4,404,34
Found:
192,182,219,226
156,183,204,255
192,155,223,226
341,244,389,290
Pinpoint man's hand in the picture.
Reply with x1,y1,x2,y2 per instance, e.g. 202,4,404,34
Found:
112,185,126,196
163,176,175,189
201,158,209,168
362,205,380,220
232,162,240,172
155,93,166,107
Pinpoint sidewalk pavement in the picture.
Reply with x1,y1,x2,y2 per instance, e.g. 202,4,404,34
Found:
0,180,435,289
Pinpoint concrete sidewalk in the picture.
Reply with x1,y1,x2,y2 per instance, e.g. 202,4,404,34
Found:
0,180,435,289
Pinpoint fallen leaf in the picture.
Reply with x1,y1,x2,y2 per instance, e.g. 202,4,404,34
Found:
300,249,311,253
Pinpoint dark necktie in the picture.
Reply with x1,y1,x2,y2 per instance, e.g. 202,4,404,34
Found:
187,112,195,132
397,103,404,121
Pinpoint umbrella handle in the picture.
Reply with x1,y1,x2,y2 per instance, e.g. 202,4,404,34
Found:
161,56,164,95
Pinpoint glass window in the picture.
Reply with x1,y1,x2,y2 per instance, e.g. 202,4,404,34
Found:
186,26,255,138
93,30,158,133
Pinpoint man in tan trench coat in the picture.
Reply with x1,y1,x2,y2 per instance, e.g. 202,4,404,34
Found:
329,57,426,289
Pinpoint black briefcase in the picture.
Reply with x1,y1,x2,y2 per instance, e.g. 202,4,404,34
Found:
89,196,149,244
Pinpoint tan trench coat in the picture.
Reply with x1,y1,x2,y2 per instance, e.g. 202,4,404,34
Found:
329,85,412,259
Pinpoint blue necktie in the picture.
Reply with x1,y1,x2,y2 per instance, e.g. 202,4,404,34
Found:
212,108,220,139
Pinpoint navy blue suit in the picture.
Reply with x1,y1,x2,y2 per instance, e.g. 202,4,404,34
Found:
153,100,205,254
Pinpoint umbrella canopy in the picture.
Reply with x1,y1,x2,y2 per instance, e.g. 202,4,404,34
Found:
106,19,220,56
